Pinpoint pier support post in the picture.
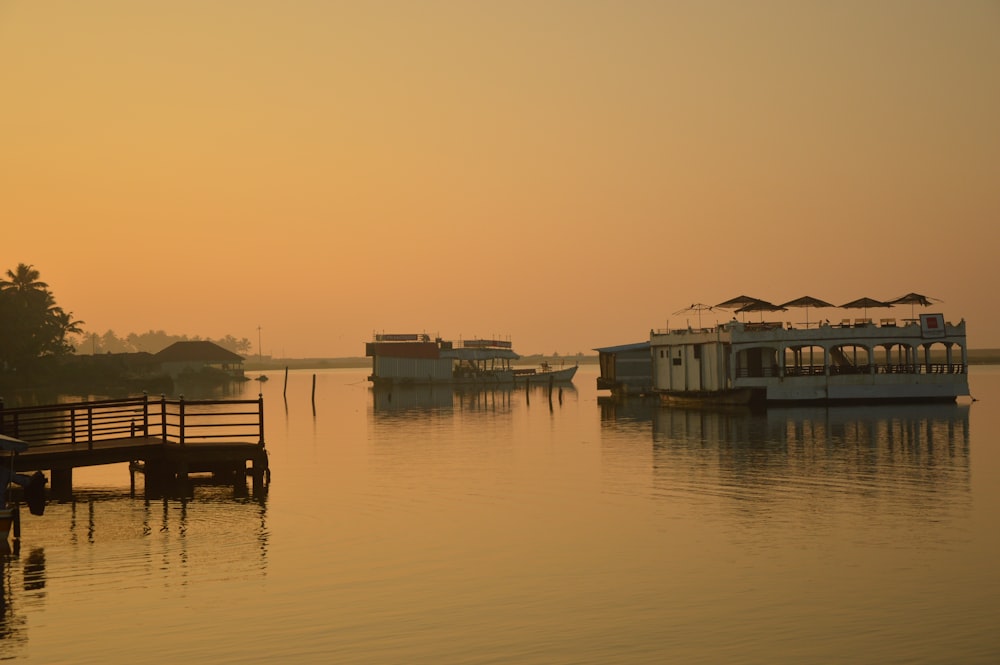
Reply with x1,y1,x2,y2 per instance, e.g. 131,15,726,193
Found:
251,457,268,495
51,468,73,499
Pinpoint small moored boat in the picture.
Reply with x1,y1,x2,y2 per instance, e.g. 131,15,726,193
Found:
366,333,578,387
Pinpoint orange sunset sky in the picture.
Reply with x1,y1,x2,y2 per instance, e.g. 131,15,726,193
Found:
2,1,998,358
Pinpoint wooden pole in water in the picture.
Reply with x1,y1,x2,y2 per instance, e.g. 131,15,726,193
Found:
283,367,289,399
311,374,316,408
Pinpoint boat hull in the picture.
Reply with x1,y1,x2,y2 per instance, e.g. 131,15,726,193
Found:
513,366,579,384
370,365,578,387
658,388,762,407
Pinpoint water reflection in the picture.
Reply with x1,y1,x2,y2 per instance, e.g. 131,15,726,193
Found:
601,400,972,511
59,493,269,577
651,403,970,459
643,403,972,517
370,382,578,416
0,542,39,647
598,395,658,426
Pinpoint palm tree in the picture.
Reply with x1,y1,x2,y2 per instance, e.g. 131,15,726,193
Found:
0,263,81,367
0,263,49,294
43,302,85,355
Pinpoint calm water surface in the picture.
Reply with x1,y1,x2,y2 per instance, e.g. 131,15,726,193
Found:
3,365,999,663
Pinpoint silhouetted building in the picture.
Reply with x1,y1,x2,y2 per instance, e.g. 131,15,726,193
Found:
154,341,245,380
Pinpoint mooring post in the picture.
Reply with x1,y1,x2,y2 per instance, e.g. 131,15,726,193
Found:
283,366,289,399
311,374,316,408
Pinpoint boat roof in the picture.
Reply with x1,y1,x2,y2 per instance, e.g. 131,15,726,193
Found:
0,433,29,453
442,348,520,361
593,341,650,353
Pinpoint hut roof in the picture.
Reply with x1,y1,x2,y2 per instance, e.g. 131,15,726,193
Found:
153,341,244,363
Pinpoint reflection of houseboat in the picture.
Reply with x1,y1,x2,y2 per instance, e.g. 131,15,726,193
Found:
650,313,969,405
366,333,578,387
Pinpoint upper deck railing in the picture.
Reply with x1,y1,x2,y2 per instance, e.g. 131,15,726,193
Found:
0,394,265,449
653,318,961,336
371,333,514,350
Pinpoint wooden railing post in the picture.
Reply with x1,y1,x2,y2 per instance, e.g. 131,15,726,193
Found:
87,405,94,450
142,392,149,437
71,403,77,443
160,394,167,441
258,394,265,446
179,396,185,447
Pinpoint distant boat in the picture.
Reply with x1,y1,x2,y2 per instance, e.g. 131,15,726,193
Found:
365,333,578,387
255,375,269,382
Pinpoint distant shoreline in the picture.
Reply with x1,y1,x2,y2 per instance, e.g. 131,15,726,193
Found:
243,350,1000,371
243,354,600,371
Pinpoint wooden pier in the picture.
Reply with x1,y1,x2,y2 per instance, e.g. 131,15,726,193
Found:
0,394,269,498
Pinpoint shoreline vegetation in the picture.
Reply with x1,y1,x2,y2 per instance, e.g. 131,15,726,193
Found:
242,348,1000,371
243,353,599,371
3,351,998,401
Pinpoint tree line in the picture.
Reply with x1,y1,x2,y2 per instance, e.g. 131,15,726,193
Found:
1,263,251,375
81,330,252,355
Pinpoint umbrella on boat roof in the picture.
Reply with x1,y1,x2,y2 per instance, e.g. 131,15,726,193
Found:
672,303,717,328
735,299,788,322
715,295,763,310
716,295,766,322
889,292,942,320
779,296,834,328
839,297,892,319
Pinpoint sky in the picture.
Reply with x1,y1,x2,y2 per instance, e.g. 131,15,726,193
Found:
2,1,998,357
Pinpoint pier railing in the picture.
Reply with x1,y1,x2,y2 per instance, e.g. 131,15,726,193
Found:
0,394,265,449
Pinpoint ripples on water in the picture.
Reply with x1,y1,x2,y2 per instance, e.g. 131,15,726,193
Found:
2,366,999,663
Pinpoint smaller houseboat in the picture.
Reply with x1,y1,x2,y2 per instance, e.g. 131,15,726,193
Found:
366,333,578,387
594,342,653,397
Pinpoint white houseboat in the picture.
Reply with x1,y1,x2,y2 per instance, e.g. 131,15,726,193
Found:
650,313,969,405
366,333,578,387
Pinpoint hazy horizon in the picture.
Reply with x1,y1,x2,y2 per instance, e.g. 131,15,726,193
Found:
4,1,998,357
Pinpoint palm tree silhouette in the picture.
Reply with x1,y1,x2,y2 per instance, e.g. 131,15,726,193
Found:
0,263,49,295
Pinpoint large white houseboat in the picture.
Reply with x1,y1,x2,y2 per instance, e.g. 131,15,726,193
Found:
650,313,969,405
366,333,578,387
